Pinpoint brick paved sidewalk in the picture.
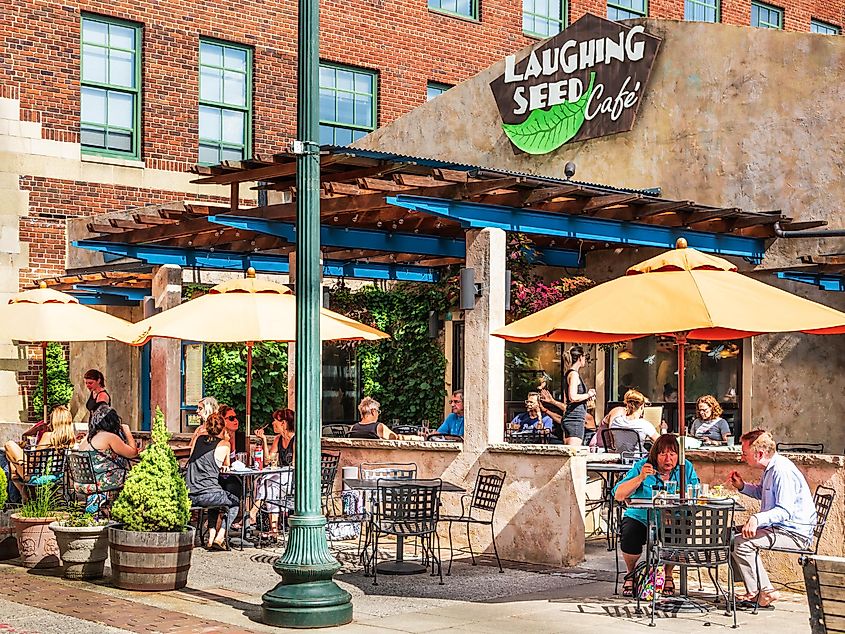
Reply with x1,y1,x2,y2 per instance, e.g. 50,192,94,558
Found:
0,568,263,634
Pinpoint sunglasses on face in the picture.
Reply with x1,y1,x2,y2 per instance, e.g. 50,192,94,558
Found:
225,415,237,422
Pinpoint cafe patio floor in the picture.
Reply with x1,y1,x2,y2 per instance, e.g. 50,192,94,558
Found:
0,538,812,633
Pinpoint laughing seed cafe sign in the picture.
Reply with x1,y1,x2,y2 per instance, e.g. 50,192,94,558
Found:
490,14,661,155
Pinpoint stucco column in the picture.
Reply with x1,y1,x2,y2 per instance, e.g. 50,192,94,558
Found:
286,253,296,410
149,265,182,431
463,227,506,452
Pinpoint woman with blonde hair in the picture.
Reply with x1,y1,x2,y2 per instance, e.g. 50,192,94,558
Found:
189,396,220,450
690,395,731,444
348,397,401,440
610,389,660,450
5,405,76,487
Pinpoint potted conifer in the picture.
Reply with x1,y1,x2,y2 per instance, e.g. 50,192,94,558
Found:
11,483,64,569
49,509,111,579
108,408,193,591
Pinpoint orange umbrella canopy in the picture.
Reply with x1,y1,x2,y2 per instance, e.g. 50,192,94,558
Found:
492,240,845,344
111,270,389,345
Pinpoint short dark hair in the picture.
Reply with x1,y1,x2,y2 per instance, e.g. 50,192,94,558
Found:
648,434,680,467
274,408,295,433
205,412,226,437
88,405,122,441
84,369,105,386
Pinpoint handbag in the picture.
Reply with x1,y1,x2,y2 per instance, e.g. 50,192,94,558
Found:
630,559,665,601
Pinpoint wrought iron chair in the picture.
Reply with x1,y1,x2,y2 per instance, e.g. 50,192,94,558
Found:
748,484,835,614
425,433,464,443
368,478,443,586
776,443,825,454
253,468,294,548
601,428,646,461
440,467,506,574
23,447,68,502
320,451,341,514
66,449,128,518
646,501,738,628
323,424,352,438
356,462,418,568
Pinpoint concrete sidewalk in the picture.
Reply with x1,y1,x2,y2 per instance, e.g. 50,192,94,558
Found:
0,539,813,633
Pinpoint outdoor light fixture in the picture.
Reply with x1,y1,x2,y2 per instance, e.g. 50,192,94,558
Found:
428,310,441,339
459,267,482,310
564,161,576,180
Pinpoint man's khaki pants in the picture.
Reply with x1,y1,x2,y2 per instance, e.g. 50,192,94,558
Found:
731,527,805,594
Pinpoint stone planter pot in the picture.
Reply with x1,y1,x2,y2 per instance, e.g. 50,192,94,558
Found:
11,514,61,569
108,525,195,591
49,521,111,580
0,507,20,561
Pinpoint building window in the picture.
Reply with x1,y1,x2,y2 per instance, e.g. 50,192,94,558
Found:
199,39,252,165
685,0,719,22
80,15,141,159
426,82,452,101
523,0,566,38
319,64,377,145
810,19,840,34
608,0,647,21
428,0,479,20
751,1,783,29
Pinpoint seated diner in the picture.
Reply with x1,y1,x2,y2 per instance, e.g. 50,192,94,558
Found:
689,395,731,444
613,434,700,597
185,412,240,550
5,405,76,492
349,397,402,440
510,392,553,432
249,408,295,539
436,389,464,438
75,405,138,515
610,389,659,451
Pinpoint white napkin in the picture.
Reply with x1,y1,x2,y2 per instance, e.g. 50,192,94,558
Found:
230,460,248,471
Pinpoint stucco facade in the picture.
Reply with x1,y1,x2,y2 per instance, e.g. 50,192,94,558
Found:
358,19,845,448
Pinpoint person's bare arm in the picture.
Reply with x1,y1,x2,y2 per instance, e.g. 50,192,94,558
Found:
378,424,399,440
108,432,139,459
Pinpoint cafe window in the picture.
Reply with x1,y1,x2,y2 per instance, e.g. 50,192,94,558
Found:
428,0,479,20
80,15,141,159
523,0,567,38
607,0,647,21
751,1,783,29
810,19,840,34
319,63,377,145
199,39,252,165
322,342,361,423
685,0,719,22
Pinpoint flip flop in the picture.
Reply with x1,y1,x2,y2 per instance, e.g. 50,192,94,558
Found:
736,600,775,611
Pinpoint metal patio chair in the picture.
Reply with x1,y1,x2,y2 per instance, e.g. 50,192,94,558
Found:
323,424,352,438
601,428,646,460
368,478,443,586
776,443,825,454
23,447,68,502
441,467,506,574
424,433,464,443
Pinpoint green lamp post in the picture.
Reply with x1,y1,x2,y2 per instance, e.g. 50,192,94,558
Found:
260,0,353,625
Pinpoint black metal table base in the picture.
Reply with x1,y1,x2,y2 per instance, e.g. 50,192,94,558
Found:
375,561,427,575
654,595,710,614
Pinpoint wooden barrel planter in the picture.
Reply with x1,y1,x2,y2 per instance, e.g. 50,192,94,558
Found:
108,526,195,591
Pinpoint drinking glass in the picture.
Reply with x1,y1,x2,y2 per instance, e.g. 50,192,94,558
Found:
665,480,678,496
727,436,736,448
687,483,701,501
26,436,37,448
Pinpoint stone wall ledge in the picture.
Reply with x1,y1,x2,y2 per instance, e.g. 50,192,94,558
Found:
687,449,845,467
322,438,462,452
487,443,582,456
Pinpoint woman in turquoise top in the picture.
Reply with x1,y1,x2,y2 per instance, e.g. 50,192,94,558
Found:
612,434,699,597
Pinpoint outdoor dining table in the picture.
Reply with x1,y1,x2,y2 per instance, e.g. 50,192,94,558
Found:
627,496,745,612
587,461,633,550
344,478,466,575
222,466,293,548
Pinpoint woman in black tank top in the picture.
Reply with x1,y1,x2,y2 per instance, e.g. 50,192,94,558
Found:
349,397,401,440
560,346,596,446
84,369,111,416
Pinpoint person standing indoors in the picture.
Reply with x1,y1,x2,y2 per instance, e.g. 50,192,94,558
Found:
560,345,596,446
83,369,110,419
436,390,465,438
728,429,816,610
689,395,731,444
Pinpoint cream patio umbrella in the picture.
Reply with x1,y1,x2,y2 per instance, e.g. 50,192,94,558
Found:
0,282,134,425
111,268,388,436
492,238,845,496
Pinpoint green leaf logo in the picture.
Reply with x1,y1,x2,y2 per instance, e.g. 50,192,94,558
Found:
502,72,595,155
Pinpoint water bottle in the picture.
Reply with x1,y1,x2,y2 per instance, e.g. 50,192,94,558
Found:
254,445,264,470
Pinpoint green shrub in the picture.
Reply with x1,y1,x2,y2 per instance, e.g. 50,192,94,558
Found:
57,508,108,527
32,342,74,417
0,469,6,511
18,484,63,518
111,408,190,532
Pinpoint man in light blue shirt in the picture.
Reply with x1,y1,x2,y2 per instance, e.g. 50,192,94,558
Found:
728,429,816,609
437,389,464,438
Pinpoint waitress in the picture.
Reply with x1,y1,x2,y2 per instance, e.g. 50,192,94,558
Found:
560,346,596,446
83,369,111,418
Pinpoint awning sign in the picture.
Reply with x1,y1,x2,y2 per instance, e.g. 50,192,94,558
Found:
490,14,661,155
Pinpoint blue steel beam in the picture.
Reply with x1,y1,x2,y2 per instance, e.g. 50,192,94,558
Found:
73,285,150,301
388,195,766,263
207,214,583,267
73,240,438,282
776,271,844,292
70,293,139,307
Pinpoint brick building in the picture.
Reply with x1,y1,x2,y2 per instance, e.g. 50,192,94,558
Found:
1,0,843,424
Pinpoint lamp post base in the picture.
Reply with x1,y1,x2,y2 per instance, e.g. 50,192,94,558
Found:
262,579,352,628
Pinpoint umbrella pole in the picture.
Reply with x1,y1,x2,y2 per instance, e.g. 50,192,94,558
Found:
245,341,253,440
41,341,48,425
677,333,687,500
